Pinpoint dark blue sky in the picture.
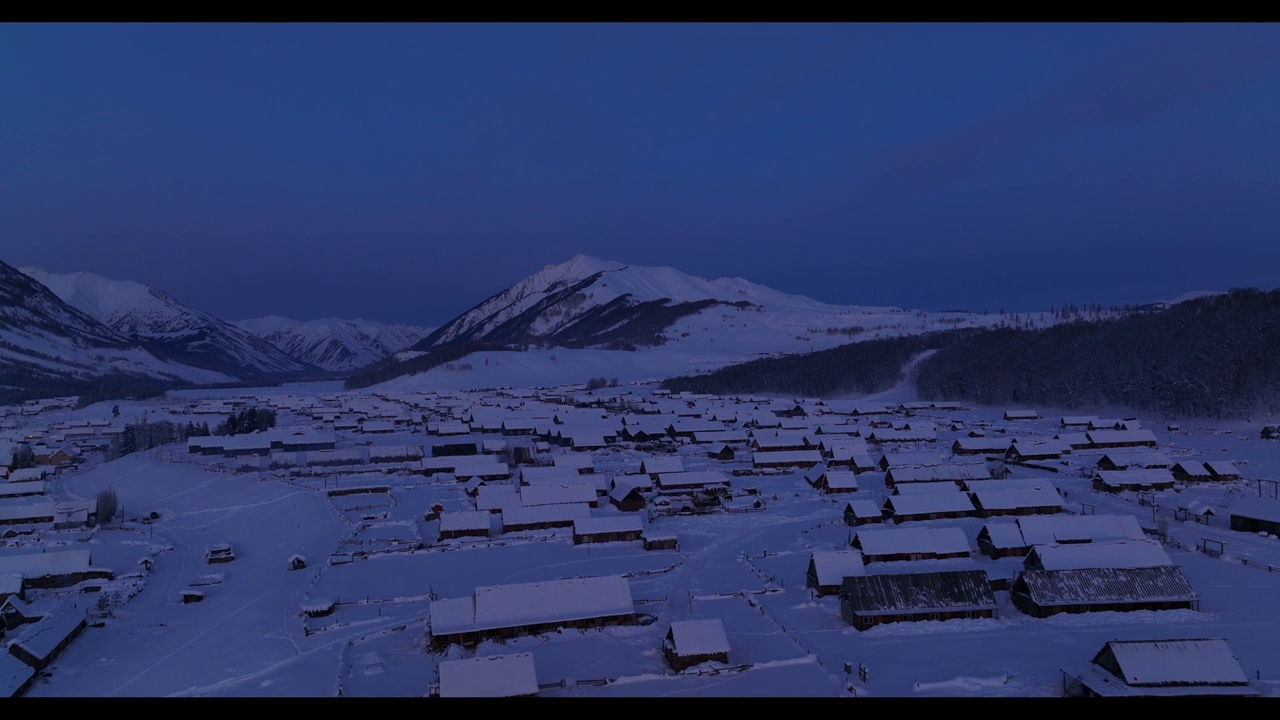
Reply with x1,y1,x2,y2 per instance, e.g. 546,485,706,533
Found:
4,23,1279,326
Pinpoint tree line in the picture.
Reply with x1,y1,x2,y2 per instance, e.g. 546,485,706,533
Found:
662,331,970,397
913,288,1280,419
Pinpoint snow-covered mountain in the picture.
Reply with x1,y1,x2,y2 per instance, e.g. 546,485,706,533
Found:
0,261,233,388
237,315,433,373
360,255,1024,390
414,254,851,352
20,267,319,380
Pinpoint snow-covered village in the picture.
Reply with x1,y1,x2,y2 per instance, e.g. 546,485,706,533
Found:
6,22,1280,697
3,373,1280,697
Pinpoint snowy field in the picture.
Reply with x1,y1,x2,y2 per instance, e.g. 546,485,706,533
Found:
5,378,1280,697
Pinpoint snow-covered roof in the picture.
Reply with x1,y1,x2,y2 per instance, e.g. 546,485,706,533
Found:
978,521,1025,549
1028,540,1172,571
1086,429,1158,445
809,551,866,585
520,465,585,485
474,484,520,512
639,456,684,475
656,470,730,490
888,464,989,484
573,515,643,536
1204,461,1240,477
817,471,859,490
430,575,634,637
1227,495,1280,524
971,486,1063,511
0,548,90,578
438,652,539,697
667,619,731,658
885,491,975,516
439,511,492,533
1102,638,1250,687
500,503,592,528
1094,469,1174,488
855,526,970,557
752,450,823,466
519,482,597,507
843,499,884,519
1016,514,1146,545
8,605,86,662
0,651,34,697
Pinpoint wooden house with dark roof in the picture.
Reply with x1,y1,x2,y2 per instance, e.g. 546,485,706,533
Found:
838,570,997,630
1010,566,1199,618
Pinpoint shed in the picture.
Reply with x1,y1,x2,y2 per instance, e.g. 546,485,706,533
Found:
664,619,731,672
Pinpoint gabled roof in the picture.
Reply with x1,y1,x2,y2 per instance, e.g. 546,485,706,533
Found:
855,526,970,557
1227,495,1280,524
885,491,976,516
1099,639,1250,687
840,570,996,615
666,619,731,658
1014,566,1198,606
1016,513,1146,545
809,551,866,585
1027,540,1172,571
431,575,634,637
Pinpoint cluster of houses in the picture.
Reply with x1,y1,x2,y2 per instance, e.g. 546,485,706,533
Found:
5,381,1277,697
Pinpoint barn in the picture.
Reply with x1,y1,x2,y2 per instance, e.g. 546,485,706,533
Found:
1010,566,1199,618
838,570,997,630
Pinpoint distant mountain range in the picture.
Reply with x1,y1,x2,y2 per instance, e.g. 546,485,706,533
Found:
0,264,434,402
236,316,432,373
20,267,321,380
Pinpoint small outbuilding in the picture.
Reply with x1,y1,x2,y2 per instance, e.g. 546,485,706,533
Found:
663,619,731,672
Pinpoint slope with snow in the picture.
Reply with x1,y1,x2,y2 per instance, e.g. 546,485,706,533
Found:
237,316,432,373
0,261,232,386
21,268,318,379
369,255,1027,391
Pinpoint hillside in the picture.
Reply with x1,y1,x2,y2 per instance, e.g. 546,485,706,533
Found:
21,268,320,380
913,288,1280,419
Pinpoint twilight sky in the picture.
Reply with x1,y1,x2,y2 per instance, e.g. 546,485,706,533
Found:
3,23,1279,326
